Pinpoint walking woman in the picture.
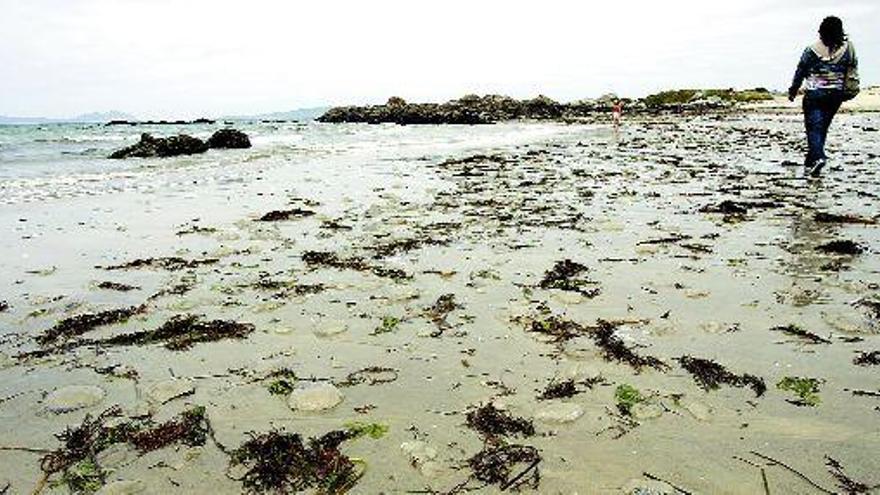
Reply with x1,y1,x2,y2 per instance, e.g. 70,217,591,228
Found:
788,16,859,177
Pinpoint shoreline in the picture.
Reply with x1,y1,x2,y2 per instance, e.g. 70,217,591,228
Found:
0,113,878,494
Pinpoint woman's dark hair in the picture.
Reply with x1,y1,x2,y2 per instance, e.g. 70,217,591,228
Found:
819,16,845,49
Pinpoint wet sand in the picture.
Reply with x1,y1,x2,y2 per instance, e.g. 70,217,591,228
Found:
1,113,878,494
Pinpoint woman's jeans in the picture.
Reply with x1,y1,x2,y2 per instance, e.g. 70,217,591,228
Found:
803,92,843,166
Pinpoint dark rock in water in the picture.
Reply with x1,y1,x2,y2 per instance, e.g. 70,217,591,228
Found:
109,133,208,159
105,118,216,126
207,129,251,149
105,119,137,126
816,240,864,255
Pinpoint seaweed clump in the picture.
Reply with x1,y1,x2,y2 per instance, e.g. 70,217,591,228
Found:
825,456,877,494
101,314,255,350
816,240,864,256
37,304,147,345
528,315,587,344
368,237,447,259
614,384,645,416
424,293,460,336
128,406,209,452
95,281,140,292
777,376,821,406
468,444,541,491
101,256,219,271
538,260,600,298
678,356,766,397
589,321,669,372
465,403,535,440
229,429,363,494
40,406,209,493
302,250,410,280
770,324,831,344
538,379,578,400
537,377,602,401
854,351,880,367
261,368,298,396
256,208,316,222
814,212,877,225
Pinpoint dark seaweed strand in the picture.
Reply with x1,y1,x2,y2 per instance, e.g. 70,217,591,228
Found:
678,356,766,397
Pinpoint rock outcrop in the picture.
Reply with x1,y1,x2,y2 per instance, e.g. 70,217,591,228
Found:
206,129,251,149
317,94,566,125
317,88,775,124
109,133,209,158
109,129,251,158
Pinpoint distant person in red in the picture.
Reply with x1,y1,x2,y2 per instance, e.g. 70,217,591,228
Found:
611,100,623,128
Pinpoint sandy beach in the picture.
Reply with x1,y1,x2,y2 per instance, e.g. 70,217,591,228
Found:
0,109,878,494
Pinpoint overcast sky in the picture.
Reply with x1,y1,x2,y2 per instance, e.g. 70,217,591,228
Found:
1,0,877,119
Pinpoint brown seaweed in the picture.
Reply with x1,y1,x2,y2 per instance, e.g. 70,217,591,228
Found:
678,356,766,397
537,377,602,401
37,304,147,345
302,250,410,280
816,240,864,256
128,406,208,452
770,324,832,344
467,444,541,490
814,212,877,225
229,429,362,494
537,379,578,400
589,320,668,372
369,237,447,259
465,403,535,440
853,351,880,367
100,314,255,350
825,456,876,494
40,406,208,493
538,259,600,297
527,316,587,344
95,281,140,292
101,256,219,271
424,293,460,336
256,208,316,222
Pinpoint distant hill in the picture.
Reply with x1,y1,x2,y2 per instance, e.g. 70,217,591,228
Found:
0,111,137,125
224,107,330,122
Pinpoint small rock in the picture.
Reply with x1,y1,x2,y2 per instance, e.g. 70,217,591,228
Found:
401,441,442,477
632,403,663,420
561,362,601,381
685,401,713,422
622,478,676,495
96,480,146,495
0,352,14,370
288,383,343,412
314,321,347,337
45,385,105,413
535,403,584,423
552,291,585,305
146,379,195,405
